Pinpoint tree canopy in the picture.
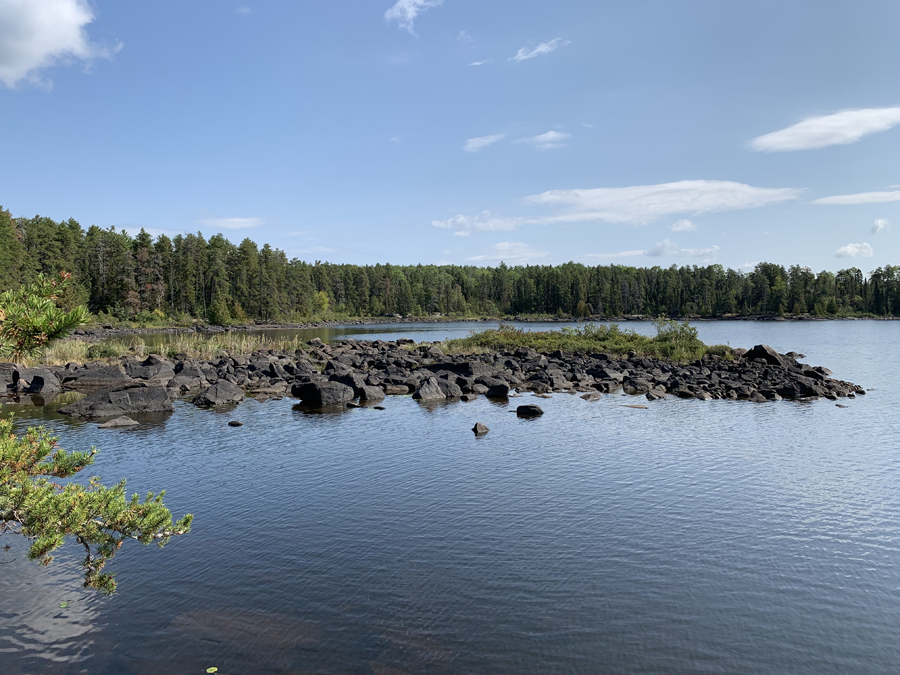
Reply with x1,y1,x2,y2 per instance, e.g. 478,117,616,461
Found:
2,205,899,321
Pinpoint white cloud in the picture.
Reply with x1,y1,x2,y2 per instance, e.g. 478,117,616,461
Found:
670,218,697,232
467,242,549,264
527,179,801,225
813,190,900,205
0,0,122,89
390,136,401,143
872,219,890,234
835,242,874,258
236,6,251,15
583,239,718,261
469,59,492,66
517,130,571,150
463,133,504,153
739,262,760,272
646,239,719,259
584,250,646,260
384,0,442,35
750,107,900,152
198,217,265,230
510,38,570,62
432,211,523,237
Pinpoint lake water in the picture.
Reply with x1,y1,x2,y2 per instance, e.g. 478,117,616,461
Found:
2,321,899,674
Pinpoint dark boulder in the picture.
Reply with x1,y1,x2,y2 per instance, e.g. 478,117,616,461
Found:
516,404,544,418
125,355,176,384
14,368,61,395
194,381,245,407
436,379,463,399
358,385,386,401
472,422,490,435
412,376,446,401
62,364,131,390
744,345,785,368
291,381,355,406
58,383,174,418
622,377,653,395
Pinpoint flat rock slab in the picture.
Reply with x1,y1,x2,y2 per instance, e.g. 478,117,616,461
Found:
98,416,139,428
58,383,173,418
194,381,245,407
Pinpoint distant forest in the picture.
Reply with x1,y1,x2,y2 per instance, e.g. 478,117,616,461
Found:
2,207,899,322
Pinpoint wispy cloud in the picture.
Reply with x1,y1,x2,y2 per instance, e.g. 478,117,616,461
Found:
469,59,492,66
236,6,251,15
872,218,890,234
835,242,874,258
510,37,570,62
670,218,697,232
813,190,900,205
517,130,571,150
463,133,504,153
750,107,900,152
527,180,801,225
467,242,549,264
0,0,123,89
384,0,443,35
584,250,646,260
646,239,719,259
432,211,524,237
198,217,265,230
585,239,719,261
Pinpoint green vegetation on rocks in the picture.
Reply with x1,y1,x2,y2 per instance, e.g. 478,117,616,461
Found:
443,320,730,362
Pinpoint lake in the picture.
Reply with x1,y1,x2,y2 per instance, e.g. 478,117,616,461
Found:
2,320,899,674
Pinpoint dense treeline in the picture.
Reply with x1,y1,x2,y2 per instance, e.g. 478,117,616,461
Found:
2,207,899,322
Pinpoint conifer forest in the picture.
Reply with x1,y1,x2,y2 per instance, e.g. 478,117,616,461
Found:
2,207,898,322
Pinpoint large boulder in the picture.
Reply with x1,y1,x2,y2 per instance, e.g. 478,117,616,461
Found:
411,376,446,401
125,355,176,384
744,345,785,368
358,385,386,401
58,383,174,418
168,361,209,393
13,368,61,395
62,364,131,390
194,381,245,407
516,404,544,418
291,381,355,406
623,377,653,395
436,378,463,399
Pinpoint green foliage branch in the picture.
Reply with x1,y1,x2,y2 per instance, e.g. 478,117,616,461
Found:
0,418,193,593
0,272,89,361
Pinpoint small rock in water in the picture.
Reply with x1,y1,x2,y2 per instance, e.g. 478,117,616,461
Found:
373,406,386,410
460,393,478,402
516,404,544,418
533,393,552,399
228,420,243,427
581,392,602,401
835,404,849,408
98,416,139,429
621,404,649,410
472,422,490,436
346,402,361,409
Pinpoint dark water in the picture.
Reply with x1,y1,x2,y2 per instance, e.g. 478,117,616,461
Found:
2,321,899,674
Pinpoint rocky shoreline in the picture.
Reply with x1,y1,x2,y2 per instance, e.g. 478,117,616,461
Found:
0,338,865,421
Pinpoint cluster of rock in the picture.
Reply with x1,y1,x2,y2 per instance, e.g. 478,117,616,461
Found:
0,339,863,421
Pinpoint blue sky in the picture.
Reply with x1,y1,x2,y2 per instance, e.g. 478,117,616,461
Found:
1,0,898,271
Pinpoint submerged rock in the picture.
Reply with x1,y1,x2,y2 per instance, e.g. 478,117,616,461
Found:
98,416,139,428
472,422,490,435
291,381,355,406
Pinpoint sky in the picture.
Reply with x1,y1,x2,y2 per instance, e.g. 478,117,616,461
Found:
0,0,898,272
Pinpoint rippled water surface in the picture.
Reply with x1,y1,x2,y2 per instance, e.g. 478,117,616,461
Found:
2,321,899,674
